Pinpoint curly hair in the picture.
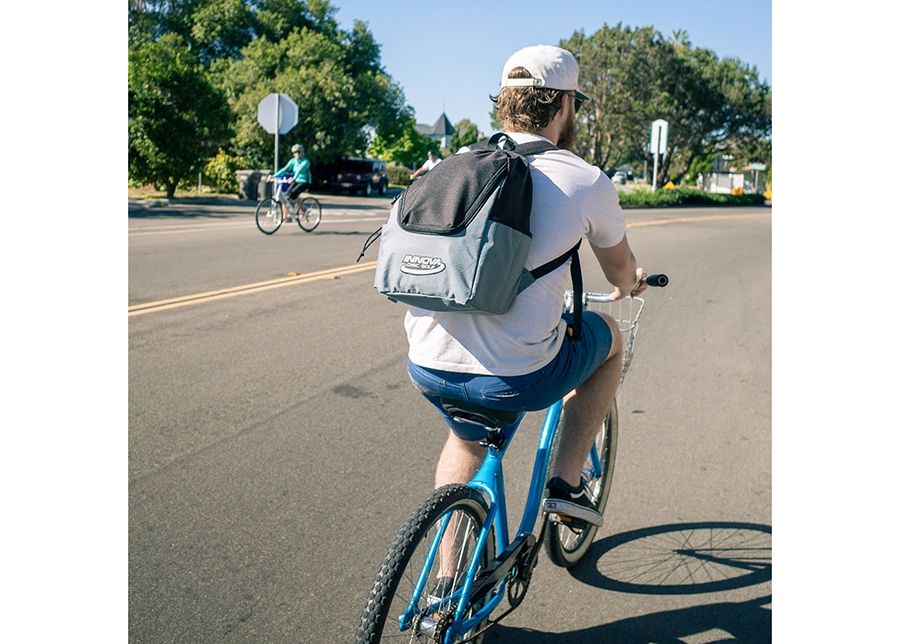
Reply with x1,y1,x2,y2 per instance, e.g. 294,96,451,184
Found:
491,67,566,132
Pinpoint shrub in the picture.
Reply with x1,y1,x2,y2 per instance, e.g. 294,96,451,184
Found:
204,149,247,194
387,164,413,187
618,187,766,208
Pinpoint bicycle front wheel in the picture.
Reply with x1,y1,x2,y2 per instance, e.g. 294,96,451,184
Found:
356,484,495,643
544,398,618,568
255,198,283,234
297,197,322,231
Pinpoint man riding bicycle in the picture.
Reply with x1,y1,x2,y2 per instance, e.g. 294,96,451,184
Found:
404,45,648,528
271,143,312,219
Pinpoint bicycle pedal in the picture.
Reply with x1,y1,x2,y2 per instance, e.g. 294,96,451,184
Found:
542,498,604,528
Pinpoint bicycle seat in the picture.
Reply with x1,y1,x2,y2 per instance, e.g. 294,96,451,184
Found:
438,398,522,430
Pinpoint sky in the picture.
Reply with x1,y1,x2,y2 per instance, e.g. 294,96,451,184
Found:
332,0,772,137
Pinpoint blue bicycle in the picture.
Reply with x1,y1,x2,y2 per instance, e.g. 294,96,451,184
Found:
357,276,668,643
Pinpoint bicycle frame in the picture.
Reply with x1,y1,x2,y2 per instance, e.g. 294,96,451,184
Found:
373,287,666,643
272,178,291,202
401,397,605,641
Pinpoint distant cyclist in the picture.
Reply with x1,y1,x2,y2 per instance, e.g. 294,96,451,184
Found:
404,45,647,528
409,150,441,181
272,144,312,218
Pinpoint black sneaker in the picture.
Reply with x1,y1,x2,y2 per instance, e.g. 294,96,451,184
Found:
543,476,602,529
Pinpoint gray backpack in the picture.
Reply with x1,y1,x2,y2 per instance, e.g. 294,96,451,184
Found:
363,134,583,337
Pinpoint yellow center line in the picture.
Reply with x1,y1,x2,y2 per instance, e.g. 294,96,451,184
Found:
129,211,767,317
128,261,377,317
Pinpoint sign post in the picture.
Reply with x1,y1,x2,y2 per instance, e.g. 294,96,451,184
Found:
650,119,669,191
257,93,299,171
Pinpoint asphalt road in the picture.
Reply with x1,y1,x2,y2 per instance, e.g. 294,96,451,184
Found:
129,194,772,643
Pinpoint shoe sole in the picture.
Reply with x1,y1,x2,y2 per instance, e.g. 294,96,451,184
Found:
541,497,604,527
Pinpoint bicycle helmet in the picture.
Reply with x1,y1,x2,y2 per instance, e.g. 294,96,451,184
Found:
291,144,304,153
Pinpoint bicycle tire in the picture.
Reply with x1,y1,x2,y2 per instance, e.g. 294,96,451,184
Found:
255,198,283,234
543,398,618,568
297,197,322,232
357,484,495,643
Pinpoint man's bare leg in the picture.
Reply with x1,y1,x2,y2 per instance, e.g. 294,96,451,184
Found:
552,314,622,487
435,432,486,488
434,432,486,578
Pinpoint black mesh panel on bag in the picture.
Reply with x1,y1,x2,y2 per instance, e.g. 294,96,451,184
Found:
399,150,513,234
487,157,532,235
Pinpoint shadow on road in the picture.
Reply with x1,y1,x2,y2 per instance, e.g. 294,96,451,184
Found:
484,521,771,642
306,230,374,237
486,594,772,643
569,521,771,595
128,199,253,219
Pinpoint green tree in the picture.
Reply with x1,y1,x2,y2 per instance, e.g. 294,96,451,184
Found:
488,107,501,133
559,24,770,185
561,24,673,173
129,0,415,183
209,14,410,168
368,117,434,168
129,0,318,51
448,118,482,152
189,0,255,63
129,33,232,198
656,37,771,185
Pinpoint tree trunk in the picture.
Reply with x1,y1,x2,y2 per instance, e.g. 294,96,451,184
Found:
658,150,673,186
165,180,177,199
672,150,697,186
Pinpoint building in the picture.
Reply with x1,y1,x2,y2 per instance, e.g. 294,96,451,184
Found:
698,155,767,195
416,112,455,150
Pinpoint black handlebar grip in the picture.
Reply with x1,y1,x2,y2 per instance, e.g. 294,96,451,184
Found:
645,274,669,287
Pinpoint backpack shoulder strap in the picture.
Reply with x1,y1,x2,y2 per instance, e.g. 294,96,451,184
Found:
473,134,558,157
511,140,558,157
528,240,584,340
529,239,580,280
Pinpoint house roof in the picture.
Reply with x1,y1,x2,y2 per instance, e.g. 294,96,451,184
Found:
416,112,455,137
431,113,455,136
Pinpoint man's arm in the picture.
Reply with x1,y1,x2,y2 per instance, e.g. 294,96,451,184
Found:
591,235,647,299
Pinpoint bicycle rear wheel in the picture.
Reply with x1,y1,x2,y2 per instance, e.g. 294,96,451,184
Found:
543,398,618,568
356,484,495,643
297,197,322,231
255,198,283,234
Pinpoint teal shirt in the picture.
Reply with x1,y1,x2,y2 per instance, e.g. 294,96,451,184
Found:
274,157,311,183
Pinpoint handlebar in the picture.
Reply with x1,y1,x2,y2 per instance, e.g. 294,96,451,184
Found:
574,273,670,305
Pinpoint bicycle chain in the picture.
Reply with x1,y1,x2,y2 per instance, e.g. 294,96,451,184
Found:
455,603,517,643
454,561,537,642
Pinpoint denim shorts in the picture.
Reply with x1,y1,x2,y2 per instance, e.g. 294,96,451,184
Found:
407,311,614,440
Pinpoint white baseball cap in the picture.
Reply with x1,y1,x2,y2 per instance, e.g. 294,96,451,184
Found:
500,45,590,103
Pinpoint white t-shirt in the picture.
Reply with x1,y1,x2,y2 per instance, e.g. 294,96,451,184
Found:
421,158,440,172
404,131,626,376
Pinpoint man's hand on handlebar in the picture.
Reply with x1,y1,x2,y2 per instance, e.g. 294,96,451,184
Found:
609,268,648,301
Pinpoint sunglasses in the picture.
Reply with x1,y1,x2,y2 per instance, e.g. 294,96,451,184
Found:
567,91,585,113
